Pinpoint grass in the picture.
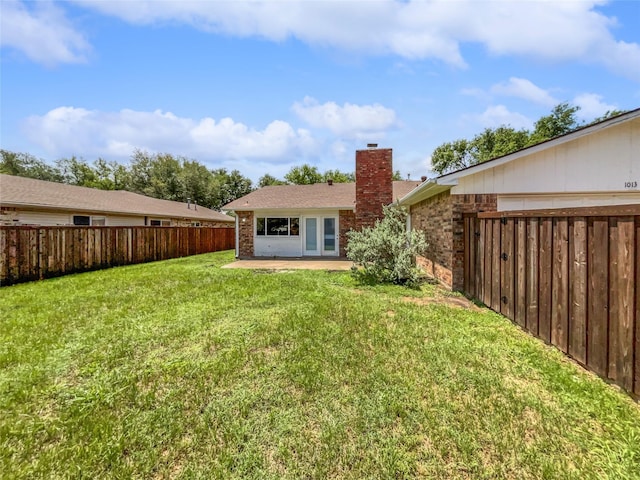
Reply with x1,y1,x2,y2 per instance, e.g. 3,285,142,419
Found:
1,250,639,479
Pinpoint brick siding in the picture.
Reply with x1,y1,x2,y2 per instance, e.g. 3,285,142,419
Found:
236,211,254,257
411,191,496,290
339,209,356,257
355,148,393,229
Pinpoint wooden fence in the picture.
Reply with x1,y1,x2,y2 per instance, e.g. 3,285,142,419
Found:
463,205,640,397
0,226,235,286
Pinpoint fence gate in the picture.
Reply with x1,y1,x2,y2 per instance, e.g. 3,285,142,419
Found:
463,206,640,398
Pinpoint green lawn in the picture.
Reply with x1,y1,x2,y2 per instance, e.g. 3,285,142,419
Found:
1,251,639,479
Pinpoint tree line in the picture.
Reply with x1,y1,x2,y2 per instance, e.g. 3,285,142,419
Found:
0,150,391,211
430,103,625,175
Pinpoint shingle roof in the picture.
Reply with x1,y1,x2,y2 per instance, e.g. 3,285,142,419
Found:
0,174,234,222
224,181,421,211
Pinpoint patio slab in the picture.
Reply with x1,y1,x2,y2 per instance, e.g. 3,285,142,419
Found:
222,258,353,271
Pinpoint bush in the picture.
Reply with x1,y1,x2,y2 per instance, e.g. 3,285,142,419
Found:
346,204,428,285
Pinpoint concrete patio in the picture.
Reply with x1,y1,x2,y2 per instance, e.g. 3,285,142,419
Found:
222,258,353,271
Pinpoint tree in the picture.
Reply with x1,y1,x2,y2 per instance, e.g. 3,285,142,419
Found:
473,127,530,163
1,150,64,182
430,139,475,175
322,169,355,183
211,168,254,210
346,204,428,285
258,173,287,187
528,102,580,144
284,164,323,185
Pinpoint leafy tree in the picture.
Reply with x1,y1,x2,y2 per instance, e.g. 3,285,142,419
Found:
322,169,355,183
590,109,627,124
430,139,475,175
284,164,323,185
346,204,428,285
211,168,254,210
528,102,580,144
473,127,530,163
258,173,287,187
1,150,64,182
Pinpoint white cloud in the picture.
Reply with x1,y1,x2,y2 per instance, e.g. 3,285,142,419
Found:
463,105,533,130
24,107,317,165
292,97,397,139
70,0,640,79
573,93,618,121
0,0,90,66
491,78,558,107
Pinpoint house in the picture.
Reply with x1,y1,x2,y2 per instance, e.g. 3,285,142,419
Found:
224,147,420,258
399,108,640,290
0,174,235,227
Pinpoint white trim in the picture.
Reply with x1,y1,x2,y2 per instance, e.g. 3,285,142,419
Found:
235,215,239,258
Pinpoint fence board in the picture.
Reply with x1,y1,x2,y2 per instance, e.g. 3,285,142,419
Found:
551,217,569,353
482,220,492,306
1,226,234,286
538,218,553,343
587,218,609,378
608,217,635,390
526,218,540,335
0,229,7,281
636,218,640,396
569,217,588,365
491,219,502,312
500,218,515,319
514,219,526,328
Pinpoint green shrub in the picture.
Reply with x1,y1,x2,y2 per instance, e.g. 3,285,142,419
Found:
346,204,428,285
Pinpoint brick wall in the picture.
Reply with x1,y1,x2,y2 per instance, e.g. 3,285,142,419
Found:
236,211,254,257
411,191,496,289
355,148,393,229
0,207,18,226
411,191,455,286
339,209,356,257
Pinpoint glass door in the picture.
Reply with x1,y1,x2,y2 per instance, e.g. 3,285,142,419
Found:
303,217,319,255
322,217,336,254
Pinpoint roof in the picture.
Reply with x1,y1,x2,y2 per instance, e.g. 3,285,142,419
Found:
224,180,421,211
0,174,234,223
399,107,640,206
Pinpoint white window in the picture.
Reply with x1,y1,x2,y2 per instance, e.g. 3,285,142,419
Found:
92,217,106,226
256,217,300,236
150,219,171,226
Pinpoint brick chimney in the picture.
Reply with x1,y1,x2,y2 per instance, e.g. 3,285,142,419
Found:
355,146,393,229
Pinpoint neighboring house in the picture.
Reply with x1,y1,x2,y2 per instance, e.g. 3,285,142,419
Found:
224,147,420,258
399,107,640,290
0,174,235,227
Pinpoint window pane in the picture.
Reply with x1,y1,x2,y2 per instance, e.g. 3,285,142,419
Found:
73,215,90,226
305,218,317,250
150,220,161,226
92,217,106,226
290,218,300,236
267,217,288,236
324,218,336,251
256,218,265,235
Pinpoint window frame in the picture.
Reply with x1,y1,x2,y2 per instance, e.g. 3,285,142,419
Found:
149,218,171,226
255,217,300,237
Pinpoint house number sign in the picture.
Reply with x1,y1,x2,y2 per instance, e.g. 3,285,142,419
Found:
624,181,638,189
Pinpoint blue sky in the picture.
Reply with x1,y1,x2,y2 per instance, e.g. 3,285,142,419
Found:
1,0,639,182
